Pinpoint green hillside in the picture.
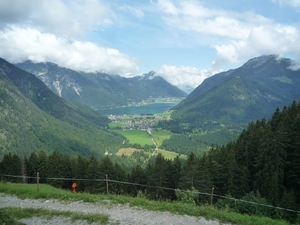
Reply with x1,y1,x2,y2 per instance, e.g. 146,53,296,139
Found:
2,100,300,223
158,55,300,154
0,58,124,158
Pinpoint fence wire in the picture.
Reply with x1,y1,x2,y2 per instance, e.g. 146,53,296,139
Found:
1,173,299,214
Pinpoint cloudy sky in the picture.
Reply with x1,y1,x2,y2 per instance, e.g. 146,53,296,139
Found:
0,0,300,93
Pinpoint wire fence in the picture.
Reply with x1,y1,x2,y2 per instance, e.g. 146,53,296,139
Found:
1,173,299,214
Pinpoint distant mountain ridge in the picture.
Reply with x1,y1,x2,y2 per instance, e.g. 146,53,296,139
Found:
0,58,124,158
162,55,300,148
15,61,187,109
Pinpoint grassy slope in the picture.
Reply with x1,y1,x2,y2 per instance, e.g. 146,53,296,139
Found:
152,130,171,147
113,129,153,146
0,182,291,225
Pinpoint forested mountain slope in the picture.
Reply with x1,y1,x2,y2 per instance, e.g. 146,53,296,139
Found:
0,58,124,158
1,101,299,223
158,55,300,153
200,100,300,222
15,61,187,108
173,55,300,126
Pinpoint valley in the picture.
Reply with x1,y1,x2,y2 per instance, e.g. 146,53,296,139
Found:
1,56,300,224
108,110,187,164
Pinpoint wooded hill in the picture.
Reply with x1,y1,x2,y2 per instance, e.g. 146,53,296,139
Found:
158,55,300,154
1,100,299,223
0,58,124,158
15,61,187,109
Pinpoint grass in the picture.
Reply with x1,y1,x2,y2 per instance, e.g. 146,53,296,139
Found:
272,76,293,84
0,208,110,225
108,121,126,129
0,182,292,225
113,129,153,146
116,148,140,156
158,149,187,160
152,130,171,146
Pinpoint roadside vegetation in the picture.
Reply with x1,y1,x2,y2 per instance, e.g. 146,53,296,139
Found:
0,182,292,225
0,207,110,225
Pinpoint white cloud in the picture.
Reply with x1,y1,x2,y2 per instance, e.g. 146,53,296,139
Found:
0,0,112,36
156,64,220,93
156,0,178,15
155,0,300,69
118,5,144,18
155,0,272,40
272,0,300,8
213,24,300,67
0,27,139,76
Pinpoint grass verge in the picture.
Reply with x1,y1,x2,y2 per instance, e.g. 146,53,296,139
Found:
0,207,110,225
0,182,291,225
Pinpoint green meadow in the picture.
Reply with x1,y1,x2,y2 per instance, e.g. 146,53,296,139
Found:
152,129,171,146
113,129,153,146
108,121,126,129
158,149,187,160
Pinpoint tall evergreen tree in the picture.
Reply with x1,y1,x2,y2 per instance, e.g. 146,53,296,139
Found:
255,122,287,205
85,155,100,193
129,164,147,196
146,153,173,200
178,152,198,190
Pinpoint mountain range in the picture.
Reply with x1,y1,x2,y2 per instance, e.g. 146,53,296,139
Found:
0,58,124,158
15,61,187,109
162,55,300,151
1,54,300,158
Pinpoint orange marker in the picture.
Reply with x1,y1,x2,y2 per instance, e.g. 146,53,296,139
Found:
72,182,77,194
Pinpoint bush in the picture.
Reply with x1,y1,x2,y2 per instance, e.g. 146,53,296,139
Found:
175,187,198,205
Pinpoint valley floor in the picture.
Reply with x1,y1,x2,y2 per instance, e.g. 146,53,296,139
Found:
0,193,229,225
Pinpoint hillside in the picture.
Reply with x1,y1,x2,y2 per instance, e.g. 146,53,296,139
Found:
2,100,300,223
159,55,300,152
15,61,187,109
0,58,124,158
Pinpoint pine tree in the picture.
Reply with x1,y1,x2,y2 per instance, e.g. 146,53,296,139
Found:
46,151,64,188
255,122,287,205
146,153,173,200
73,155,89,192
178,152,198,190
37,150,48,183
85,155,100,193
27,152,38,183
129,164,147,196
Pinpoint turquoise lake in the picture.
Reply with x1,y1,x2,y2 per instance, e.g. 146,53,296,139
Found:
97,102,179,115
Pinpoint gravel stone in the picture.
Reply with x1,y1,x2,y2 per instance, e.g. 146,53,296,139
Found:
0,193,230,225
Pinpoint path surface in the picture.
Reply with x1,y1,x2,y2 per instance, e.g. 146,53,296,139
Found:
0,193,230,225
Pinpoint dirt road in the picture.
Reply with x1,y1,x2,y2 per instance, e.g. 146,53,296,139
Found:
0,193,228,225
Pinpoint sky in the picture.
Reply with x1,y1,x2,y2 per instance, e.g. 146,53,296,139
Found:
0,0,300,93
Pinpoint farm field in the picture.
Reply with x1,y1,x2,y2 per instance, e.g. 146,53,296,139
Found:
152,130,171,147
108,121,126,129
113,129,153,146
116,148,140,156
158,149,187,160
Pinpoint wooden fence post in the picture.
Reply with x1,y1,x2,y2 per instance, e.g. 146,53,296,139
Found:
106,174,109,194
210,187,214,205
37,172,40,192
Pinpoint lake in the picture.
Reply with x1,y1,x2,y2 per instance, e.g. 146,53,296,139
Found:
97,102,179,115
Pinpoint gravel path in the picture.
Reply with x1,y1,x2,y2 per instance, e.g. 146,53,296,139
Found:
0,193,229,225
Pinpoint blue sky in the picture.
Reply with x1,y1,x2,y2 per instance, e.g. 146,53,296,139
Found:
0,0,300,93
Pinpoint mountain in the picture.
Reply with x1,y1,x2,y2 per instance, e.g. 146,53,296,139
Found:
158,55,300,152
0,58,124,158
15,61,187,109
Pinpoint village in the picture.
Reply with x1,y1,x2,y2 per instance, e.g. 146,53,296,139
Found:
108,114,163,130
